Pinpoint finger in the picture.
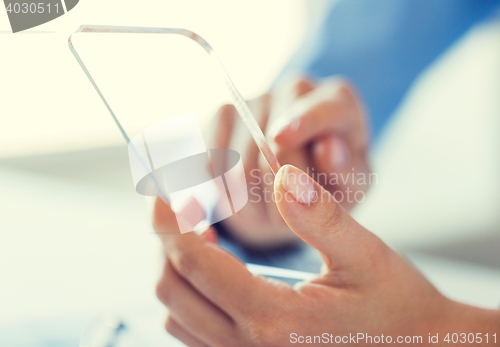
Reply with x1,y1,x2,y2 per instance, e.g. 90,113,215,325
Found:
269,78,370,209
258,144,310,229
153,196,217,249
156,260,235,345
207,104,237,151
218,94,289,246
313,135,350,173
273,164,386,272
269,77,368,151
152,196,178,236
312,134,371,208
204,104,238,194
264,76,315,148
160,224,279,319
255,77,316,232
164,315,210,347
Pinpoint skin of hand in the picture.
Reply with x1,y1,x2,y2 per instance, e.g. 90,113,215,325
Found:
153,165,500,347
206,75,370,248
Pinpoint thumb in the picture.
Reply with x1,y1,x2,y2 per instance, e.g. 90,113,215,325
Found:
273,165,385,271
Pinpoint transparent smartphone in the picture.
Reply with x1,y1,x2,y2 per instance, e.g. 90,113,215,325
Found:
69,25,313,281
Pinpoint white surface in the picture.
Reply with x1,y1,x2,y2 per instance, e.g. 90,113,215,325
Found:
0,167,159,322
0,166,182,344
408,253,500,309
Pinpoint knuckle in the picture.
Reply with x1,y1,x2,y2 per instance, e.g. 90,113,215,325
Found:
247,322,275,346
246,316,288,347
323,76,358,103
243,295,297,346
155,277,172,306
164,315,178,335
367,238,392,269
330,77,364,112
239,290,301,346
172,247,196,277
319,197,346,234
327,75,353,92
292,76,315,96
216,104,236,122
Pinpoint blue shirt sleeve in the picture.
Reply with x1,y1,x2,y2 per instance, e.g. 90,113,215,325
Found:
280,0,500,141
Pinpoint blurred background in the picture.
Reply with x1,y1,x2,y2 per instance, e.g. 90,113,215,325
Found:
1,0,500,346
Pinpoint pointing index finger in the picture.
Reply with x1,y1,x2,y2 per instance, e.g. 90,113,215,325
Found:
269,78,367,150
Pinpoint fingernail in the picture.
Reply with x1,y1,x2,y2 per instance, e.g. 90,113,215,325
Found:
281,165,317,204
199,228,219,244
330,137,350,170
313,136,350,171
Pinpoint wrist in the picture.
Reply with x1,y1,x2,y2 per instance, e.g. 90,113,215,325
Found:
437,299,500,346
